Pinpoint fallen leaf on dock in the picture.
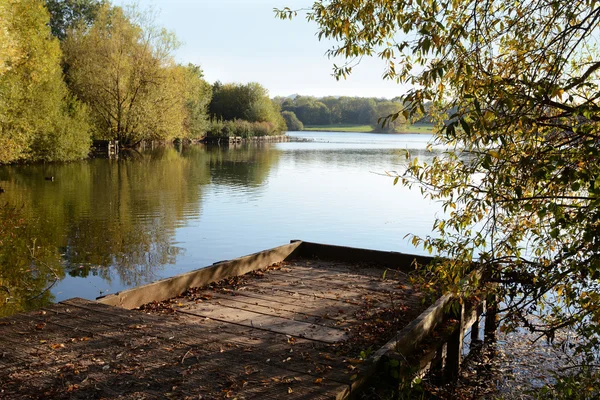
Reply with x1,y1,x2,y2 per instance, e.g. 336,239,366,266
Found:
127,324,147,330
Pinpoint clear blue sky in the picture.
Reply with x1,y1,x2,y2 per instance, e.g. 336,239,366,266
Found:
113,0,410,99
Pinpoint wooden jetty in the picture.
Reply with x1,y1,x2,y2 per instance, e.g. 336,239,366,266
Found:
0,241,490,399
92,140,119,158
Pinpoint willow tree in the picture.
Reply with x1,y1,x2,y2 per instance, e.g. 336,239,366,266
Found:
278,0,600,381
0,0,91,164
63,5,189,146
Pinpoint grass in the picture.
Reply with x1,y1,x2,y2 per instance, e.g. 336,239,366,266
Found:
303,124,374,133
303,123,435,134
400,123,435,134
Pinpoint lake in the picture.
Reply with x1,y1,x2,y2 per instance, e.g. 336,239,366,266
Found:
0,131,443,315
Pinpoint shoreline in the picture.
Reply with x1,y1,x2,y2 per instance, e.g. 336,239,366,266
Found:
302,124,435,134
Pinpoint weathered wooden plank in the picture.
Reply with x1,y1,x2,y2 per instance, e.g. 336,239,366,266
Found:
292,241,433,271
205,288,366,324
63,298,337,356
268,264,419,296
173,328,354,384
278,260,412,281
98,241,302,309
59,298,353,385
180,291,357,328
178,302,347,343
235,280,403,309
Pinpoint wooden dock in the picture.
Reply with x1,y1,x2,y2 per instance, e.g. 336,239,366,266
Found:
0,241,484,399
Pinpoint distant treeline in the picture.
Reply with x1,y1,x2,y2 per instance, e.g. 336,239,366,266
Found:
274,96,432,132
0,0,285,165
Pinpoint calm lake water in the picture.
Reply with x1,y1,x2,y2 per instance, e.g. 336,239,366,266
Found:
0,131,443,315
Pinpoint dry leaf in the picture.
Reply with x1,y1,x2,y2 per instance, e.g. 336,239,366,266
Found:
127,324,147,330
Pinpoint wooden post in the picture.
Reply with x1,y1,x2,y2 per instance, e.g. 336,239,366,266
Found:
429,343,445,384
484,293,498,341
470,314,480,342
444,301,465,382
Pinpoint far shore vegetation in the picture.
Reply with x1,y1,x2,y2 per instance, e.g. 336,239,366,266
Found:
0,0,288,165
0,0,433,166
274,95,432,133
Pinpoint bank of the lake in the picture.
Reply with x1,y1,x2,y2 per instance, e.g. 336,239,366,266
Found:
303,123,435,134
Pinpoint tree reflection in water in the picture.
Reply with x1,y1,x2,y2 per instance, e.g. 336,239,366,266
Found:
0,143,282,316
0,205,63,317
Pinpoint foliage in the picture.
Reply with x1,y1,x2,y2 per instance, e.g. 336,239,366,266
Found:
278,95,416,130
281,110,304,131
0,0,92,164
209,82,286,133
371,101,406,133
45,0,104,40
535,368,600,399
207,118,280,138
280,96,331,125
277,0,600,383
63,4,188,146
182,63,213,139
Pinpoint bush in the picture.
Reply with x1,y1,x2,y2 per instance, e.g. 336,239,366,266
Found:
233,119,252,138
206,118,280,138
281,111,303,131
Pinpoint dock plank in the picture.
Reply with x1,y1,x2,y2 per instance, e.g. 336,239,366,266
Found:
179,301,348,343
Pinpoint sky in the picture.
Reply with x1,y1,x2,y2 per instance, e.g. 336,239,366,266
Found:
112,0,411,99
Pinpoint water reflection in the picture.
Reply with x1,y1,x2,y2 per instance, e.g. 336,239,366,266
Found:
0,205,63,317
205,144,281,187
0,133,441,314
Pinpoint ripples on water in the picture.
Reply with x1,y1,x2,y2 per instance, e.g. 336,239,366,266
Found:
0,131,442,312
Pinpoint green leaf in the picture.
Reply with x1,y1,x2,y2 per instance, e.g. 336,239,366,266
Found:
459,118,470,135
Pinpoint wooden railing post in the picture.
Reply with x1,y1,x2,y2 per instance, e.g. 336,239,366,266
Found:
444,301,465,381
484,293,498,341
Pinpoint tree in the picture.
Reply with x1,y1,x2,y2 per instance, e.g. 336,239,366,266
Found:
209,82,286,131
63,4,187,146
278,0,600,382
45,0,104,41
182,64,212,139
281,110,304,131
371,101,405,133
281,96,331,125
0,0,91,164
